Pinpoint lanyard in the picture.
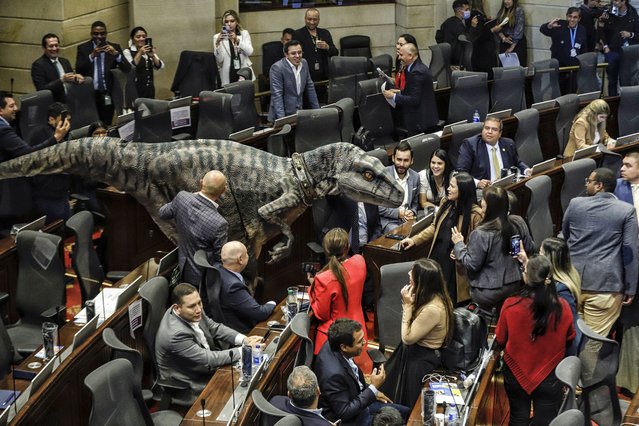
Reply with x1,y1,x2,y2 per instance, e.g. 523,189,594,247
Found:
569,27,577,48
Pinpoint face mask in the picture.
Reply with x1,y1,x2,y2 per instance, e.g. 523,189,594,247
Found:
463,10,471,19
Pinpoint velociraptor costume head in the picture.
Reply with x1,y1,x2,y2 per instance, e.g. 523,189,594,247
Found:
0,138,403,263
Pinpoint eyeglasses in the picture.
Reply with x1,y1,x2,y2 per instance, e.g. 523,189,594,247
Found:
584,178,599,184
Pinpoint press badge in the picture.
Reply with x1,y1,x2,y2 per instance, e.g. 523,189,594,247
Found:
314,61,320,71
233,58,241,70
104,95,112,106
570,49,577,57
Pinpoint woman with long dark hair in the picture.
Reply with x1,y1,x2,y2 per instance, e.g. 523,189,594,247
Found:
123,26,164,99
402,172,483,304
496,255,575,425
380,259,454,407
308,228,367,358
418,149,450,211
492,0,527,66
452,186,531,308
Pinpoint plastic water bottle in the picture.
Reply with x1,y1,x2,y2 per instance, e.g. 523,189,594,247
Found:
252,344,262,366
445,404,459,425
241,344,252,386
472,109,480,123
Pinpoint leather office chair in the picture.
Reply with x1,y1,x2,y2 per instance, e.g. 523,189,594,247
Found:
369,54,393,77
85,358,182,426
407,133,441,173
324,97,356,143
449,122,483,170
290,311,313,367
429,43,452,89
531,59,561,103
339,35,372,58
267,124,292,157
196,91,234,139
575,52,600,94
170,51,221,97
67,125,90,140
111,68,138,116
356,93,395,148
327,56,369,103
6,230,66,356
448,71,489,124
66,211,128,304
619,44,639,87
458,34,474,71
618,85,639,137
577,319,624,426
491,66,527,114
294,108,341,153
555,356,581,413
223,80,261,131
102,327,153,401
549,409,584,426
252,389,294,426
274,416,302,426
555,94,580,155
368,261,415,366
357,78,383,102
524,175,554,245
193,249,226,323
132,98,172,143
64,77,100,130
513,108,543,166
19,90,54,145
0,317,17,380
560,158,596,213
367,148,389,166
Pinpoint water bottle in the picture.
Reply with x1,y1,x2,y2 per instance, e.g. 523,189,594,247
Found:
445,404,459,425
472,109,480,123
252,344,262,366
241,344,252,386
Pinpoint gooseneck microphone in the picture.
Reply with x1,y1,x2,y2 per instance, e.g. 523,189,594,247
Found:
201,398,206,426
229,350,236,411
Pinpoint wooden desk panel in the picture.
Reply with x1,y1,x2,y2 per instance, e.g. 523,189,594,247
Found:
625,386,639,424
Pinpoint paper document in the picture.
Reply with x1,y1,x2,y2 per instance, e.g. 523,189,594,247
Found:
381,82,396,108
74,287,127,325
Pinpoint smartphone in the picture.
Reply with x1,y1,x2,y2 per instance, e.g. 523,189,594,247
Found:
145,37,153,47
301,262,321,277
510,234,521,256
372,360,385,372
60,110,69,123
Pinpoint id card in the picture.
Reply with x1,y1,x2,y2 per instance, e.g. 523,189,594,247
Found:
233,58,241,70
314,61,320,71
570,48,577,57
104,95,112,106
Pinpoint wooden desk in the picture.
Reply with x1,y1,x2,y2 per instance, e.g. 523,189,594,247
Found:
624,386,639,424
0,220,64,324
3,259,160,426
181,302,299,425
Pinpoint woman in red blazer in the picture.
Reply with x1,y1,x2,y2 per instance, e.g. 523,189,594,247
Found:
308,228,367,358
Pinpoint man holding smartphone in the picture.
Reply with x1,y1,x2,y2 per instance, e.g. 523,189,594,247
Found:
75,21,131,124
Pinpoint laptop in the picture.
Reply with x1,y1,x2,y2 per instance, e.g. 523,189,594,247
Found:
572,144,599,161
485,109,512,121
530,158,556,175
615,132,639,147
531,99,556,111
115,276,143,310
577,91,600,102
168,96,193,109
156,248,178,277
491,173,516,188
389,213,435,250
12,216,46,236
273,114,296,128
229,127,254,142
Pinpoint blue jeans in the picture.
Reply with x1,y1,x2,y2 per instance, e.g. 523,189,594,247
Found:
605,50,621,96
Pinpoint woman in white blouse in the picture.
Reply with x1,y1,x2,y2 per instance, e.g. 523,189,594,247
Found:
213,10,255,85
123,26,164,99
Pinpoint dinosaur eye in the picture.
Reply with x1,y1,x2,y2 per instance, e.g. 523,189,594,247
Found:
362,170,374,181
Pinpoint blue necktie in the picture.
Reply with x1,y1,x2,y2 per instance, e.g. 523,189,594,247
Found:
96,53,106,91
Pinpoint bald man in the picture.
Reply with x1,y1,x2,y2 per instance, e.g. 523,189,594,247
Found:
159,171,229,286
217,241,276,334
383,43,438,136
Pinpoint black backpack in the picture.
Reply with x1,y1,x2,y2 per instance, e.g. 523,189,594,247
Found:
441,306,488,372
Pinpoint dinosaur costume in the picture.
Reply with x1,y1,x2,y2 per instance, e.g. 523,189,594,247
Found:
0,138,403,263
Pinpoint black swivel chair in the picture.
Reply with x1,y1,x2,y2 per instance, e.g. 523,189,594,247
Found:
549,409,584,426
18,90,54,144
170,51,221,97
0,318,17,380
560,158,596,213
294,108,342,153
85,358,182,426
531,59,561,103
252,389,296,426
193,249,226,323
619,44,639,87
6,230,66,356
555,356,581,413
448,71,489,124
65,77,100,130
407,133,441,172
449,122,483,169
340,35,371,58
524,175,554,244
356,91,395,148
429,43,452,89
458,34,474,71
324,97,356,143
618,85,639,137
196,91,234,139
290,312,314,367
513,108,543,166
555,94,580,155
491,66,527,114
575,52,601,94
266,124,292,157
369,54,393,77
223,80,261,131
327,56,369,103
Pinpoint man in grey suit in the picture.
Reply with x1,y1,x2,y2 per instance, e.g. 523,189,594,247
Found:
378,141,420,233
562,168,638,336
267,40,319,122
159,170,229,286
155,283,263,402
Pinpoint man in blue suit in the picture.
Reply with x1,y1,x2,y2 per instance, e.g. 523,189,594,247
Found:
378,141,420,233
457,116,530,189
615,152,639,207
267,40,319,122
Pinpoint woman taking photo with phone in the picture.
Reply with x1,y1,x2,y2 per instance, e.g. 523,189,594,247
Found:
123,26,164,99
213,10,255,85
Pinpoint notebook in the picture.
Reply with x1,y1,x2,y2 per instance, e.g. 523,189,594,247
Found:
530,158,556,175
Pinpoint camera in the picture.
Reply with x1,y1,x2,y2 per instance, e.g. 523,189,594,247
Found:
301,262,320,277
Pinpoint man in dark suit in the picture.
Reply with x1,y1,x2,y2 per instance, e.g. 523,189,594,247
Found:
383,43,438,136
0,91,69,163
437,0,480,65
31,33,85,102
75,21,131,124
378,141,420,232
271,366,335,426
267,40,319,122
218,241,275,334
457,116,531,189
155,283,263,403
158,170,229,286
293,8,338,102
563,168,638,336
314,319,410,425
615,152,639,208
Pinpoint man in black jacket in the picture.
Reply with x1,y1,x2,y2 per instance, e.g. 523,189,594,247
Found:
31,33,85,102
75,21,131,124
600,0,639,95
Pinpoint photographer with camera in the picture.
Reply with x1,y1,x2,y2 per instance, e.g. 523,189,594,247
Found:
123,26,164,99
307,228,368,367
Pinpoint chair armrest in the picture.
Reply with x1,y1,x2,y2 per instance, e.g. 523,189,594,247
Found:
307,242,323,255
367,348,387,366
106,271,130,282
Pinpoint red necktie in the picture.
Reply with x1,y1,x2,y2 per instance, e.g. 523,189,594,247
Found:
395,67,406,91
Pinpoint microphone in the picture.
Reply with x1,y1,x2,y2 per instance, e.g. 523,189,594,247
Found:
101,286,107,324
11,365,17,415
229,350,236,411
201,398,206,426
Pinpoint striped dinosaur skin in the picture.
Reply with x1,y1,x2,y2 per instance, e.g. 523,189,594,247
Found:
0,138,403,263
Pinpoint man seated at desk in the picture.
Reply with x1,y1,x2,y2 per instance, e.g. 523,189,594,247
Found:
271,366,335,425
155,283,263,402
457,116,531,189
218,241,276,334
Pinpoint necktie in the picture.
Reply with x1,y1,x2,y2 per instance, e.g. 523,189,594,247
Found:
492,146,501,181
96,53,106,91
632,184,639,224
52,60,65,78
395,67,406,91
